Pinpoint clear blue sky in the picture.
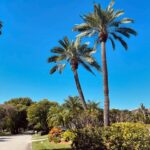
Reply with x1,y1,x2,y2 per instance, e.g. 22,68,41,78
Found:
0,0,149,109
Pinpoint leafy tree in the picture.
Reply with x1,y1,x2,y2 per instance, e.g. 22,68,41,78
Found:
5,97,33,106
0,105,19,134
73,0,137,126
48,37,101,110
27,99,57,132
5,97,33,131
0,106,6,131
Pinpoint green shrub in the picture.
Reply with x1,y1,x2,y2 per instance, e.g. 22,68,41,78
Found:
53,136,61,143
71,122,150,150
103,122,150,150
61,130,76,142
71,127,105,150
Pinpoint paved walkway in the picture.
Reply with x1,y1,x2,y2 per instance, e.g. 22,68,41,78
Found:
0,135,32,150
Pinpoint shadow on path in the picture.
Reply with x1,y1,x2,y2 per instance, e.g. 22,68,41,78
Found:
0,137,11,142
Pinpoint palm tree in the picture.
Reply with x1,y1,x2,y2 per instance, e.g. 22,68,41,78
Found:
63,96,83,113
73,0,137,126
47,105,69,128
48,36,101,110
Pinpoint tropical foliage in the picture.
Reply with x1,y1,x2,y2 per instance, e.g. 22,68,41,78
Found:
27,99,57,132
72,122,150,150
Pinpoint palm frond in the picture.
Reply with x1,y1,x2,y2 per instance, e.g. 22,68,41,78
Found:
117,27,137,36
114,10,124,18
58,64,66,74
82,48,96,55
74,37,81,49
109,18,134,27
119,18,134,24
79,59,95,75
51,47,65,54
109,37,115,50
50,65,59,74
111,33,128,50
58,39,68,49
48,55,65,63
63,36,70,46
76,30,92,38
50,64,66,74
106,0,115,12
115,29,130,38
90,60,101,72
82,56,101,72
73,23,91,32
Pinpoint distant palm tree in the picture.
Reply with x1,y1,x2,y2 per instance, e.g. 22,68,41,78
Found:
0,21,2,35
63,96,83,113
48,37,101,110
73,0,137,126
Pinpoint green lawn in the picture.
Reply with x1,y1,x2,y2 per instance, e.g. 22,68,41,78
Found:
32,134,48,140
32,140,71,150
32,134,71,150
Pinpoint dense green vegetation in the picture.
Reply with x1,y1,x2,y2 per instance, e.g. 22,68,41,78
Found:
0,97,33,134
72,123,150,150
0,96,149,135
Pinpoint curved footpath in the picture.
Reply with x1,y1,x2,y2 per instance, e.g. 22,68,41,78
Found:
0,134,32,150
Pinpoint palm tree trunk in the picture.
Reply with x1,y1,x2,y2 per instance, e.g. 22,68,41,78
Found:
101,41,110,126
73,69,87,110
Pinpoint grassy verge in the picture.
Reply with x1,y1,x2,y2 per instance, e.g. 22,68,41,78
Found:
32,139,71,150
32,134,48,140
32,134,71,150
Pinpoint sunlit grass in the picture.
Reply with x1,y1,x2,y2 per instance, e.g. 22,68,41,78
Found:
32,139,71,150
32,134,48,140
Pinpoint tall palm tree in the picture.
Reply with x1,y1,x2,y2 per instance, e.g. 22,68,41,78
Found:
73,0,137,126
48,36,101,110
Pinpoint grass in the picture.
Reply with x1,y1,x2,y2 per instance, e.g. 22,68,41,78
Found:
32,134,71,150
32,139,71,150
32,134,48,140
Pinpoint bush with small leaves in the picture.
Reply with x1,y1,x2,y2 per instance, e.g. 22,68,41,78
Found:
103,122,150,150
71,127,105,150
61,130,76,142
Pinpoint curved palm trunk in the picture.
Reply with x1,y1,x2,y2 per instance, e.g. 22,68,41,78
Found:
101,41,110,126
72,69,87,110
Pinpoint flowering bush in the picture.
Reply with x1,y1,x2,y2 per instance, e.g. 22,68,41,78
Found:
103,122,150,150
48,127,62,143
